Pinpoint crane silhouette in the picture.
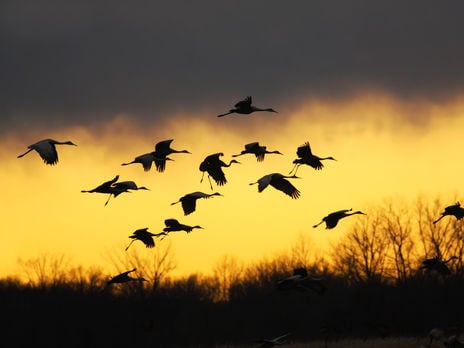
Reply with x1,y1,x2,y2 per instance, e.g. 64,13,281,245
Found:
17,138,77,165
171,191,222,215
444,335,464,348
433,202,464,224
163,218,203,234
217,96,277,117
106,268,146,285
121,152,173,172
199,152,241,189
81,176,149,206
289,141,336,175
152,139,191,172
253,333,292,348
276,267,327,295
419,256,458,275
313,209,366,229
232,142,283,162
125,227,166,251
249,173,301,199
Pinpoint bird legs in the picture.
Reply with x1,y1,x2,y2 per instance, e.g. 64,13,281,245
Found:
289,163,301,176
199,171,214,190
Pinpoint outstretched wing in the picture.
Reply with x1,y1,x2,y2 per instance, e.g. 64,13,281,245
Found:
154,157,168,172
164,219,179,227
155,139,173,154
235,96,252,108
181,198,197,215
35,140,59,165
270,177,300,199
296,142,313,158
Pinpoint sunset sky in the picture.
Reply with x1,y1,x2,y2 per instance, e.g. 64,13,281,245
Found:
1,1,464,280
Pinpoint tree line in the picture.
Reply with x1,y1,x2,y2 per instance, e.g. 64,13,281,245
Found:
4,196,464,347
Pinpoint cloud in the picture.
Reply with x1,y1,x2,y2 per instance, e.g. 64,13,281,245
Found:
2,0,464,134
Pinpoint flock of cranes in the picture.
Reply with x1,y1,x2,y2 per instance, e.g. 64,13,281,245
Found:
16,96,464,289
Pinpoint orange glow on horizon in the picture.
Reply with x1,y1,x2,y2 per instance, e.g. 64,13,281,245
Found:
1,93,464,280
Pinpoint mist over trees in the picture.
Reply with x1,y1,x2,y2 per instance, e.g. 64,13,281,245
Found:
5,197,464,346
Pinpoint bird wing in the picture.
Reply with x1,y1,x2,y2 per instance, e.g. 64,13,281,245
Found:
113,181,137,190
154,157,168,172
270,177,300,199
245,142,265,161
181,197,197,215
204,152,223,164
181,200,196,215
325,219,339,229
245,142,260,151
164,219,179,227
296,142,313,158
35,140,59,165
135,153,154,171
330,209,352,217
235,96,252,108
88,175,120,192
155,139,173,154
139,234,155,248
257,176,271,192
207,165,227,186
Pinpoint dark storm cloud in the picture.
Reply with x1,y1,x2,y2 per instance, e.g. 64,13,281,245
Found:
2,0,464,132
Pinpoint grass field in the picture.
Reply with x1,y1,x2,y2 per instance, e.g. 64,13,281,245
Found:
217,336,432,348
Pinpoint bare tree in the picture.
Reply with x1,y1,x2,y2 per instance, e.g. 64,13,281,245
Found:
211,254,244,302
18,252,73,287
379,200,416,284
331,212,390,284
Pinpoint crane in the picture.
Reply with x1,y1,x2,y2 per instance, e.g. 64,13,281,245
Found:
249,173,301,199
81,176,149,206
419,256,458,275
17,138,77,165
313,209,366,229
163,218,204,234
232,142,283,162
289,141,336,175
106,268,146,285
171,191,222,215
125,227,166,251
121,152,173,172
199,152,240,189
433,202,464,224
276,267,327,295
217,96,277,117
152,139,191,172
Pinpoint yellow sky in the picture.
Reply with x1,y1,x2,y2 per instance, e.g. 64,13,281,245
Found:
1,93,463,279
